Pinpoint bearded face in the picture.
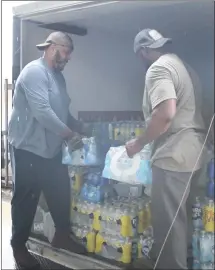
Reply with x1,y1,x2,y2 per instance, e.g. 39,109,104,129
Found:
52,45,72,71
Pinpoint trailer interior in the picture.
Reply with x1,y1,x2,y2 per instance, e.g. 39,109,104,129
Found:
12,1,214,269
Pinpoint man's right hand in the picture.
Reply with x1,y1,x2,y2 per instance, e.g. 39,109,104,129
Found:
62,128,84,151
67,134,84,152
61,127,76,140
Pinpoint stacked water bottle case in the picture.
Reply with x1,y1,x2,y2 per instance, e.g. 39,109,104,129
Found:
69,169,154,264
62,120,146,167
61,118,154,264
192,159,214,270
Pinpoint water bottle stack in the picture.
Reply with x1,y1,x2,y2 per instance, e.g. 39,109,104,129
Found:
108,120,145,143
70,170,106,253
96,196,153,264
69,167,154,264
62,117,153,264
91,119,146,158
192,159,214,270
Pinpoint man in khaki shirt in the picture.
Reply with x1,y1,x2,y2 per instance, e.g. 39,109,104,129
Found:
126,29,206,269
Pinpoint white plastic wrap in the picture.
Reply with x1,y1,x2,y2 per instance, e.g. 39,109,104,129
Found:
62,137,102,166
102,145,152,187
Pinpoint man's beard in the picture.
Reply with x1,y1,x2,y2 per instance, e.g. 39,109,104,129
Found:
54,51,67,71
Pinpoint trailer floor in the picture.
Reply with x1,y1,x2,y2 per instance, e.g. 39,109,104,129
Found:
1,196,71,270
2,188,195,270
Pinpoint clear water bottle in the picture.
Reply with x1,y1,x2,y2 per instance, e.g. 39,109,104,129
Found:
87,137,97,164
192,259,200,270
192,197,203,230
192,229,200,260
130,205,138,237
201,262,214,270
125,122,130,141
200,231,211,263
100,204,109,233
108,205,115,234
114,123,121,141
80,183,89,201
120,122,126,142
208,263,215,270
113,206,122,234
130,122,136,139
108,123,113,140
208,232,214,263
139,235,151,259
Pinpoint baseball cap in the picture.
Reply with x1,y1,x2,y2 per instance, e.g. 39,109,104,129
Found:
36,32,73,51
134,28,172,53
36,39,53,51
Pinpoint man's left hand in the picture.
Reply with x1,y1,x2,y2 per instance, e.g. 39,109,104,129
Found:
125,138,143,158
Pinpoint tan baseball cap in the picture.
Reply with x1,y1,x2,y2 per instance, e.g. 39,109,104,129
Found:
36,32,74,51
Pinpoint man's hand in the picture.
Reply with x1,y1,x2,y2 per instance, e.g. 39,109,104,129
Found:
126,99,176,158
125,137,143,158
61,128,75,140
67,132,84,152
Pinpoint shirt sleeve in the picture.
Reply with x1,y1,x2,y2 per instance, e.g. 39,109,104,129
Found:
20,65,69,136
146,64,177,110
67,113,83,134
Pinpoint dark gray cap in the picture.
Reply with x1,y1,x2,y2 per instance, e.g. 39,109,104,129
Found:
36,32,74,51
134,28,172,53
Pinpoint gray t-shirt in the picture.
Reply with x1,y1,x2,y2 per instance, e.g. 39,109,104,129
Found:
8,58,70,158
142,54,206,172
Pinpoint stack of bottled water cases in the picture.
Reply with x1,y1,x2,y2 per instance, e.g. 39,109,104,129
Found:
75,120,146,167
192,159,214,270
92,120,145,145
95,196,154,264
108,120,145,143
69,169,154,264
70,169,111,253
70,170,108,229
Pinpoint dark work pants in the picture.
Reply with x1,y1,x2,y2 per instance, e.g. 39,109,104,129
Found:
10,147,71,249
151,166,195,270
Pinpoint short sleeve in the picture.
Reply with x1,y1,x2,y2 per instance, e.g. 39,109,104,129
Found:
145,64,177,110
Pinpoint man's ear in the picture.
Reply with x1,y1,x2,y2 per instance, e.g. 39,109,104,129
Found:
50,45,56,56
141,48,151,59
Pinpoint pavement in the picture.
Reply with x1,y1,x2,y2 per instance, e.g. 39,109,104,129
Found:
1,197,15,269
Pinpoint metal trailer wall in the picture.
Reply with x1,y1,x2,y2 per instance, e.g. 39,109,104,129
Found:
12,1,214,268
20,15,214,122
21,20,145,119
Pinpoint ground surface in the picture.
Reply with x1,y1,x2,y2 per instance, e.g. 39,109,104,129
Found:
1,192,71,269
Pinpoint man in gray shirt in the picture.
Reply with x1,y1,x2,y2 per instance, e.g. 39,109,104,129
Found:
9,32,88,268
126,29,206,269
